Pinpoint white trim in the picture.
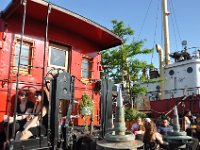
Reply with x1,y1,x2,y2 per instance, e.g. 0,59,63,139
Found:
48,46,68,70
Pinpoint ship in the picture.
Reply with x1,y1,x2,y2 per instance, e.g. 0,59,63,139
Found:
135,0,200,118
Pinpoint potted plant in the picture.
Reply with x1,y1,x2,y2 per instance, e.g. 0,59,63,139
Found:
79,93,94,131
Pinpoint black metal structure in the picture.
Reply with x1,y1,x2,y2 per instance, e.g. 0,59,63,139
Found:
6,71,75,150
3,1,53,149
8,137,49,150
12,0,27,141
100,79,113,137
49,72,75,149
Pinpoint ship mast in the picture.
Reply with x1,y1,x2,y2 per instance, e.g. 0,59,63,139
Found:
155,0,170,99
163,0,170,65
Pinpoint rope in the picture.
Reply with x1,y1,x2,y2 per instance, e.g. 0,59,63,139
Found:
151,0,160,65
168,0,178,51
169,0,182,45
137,0,153,40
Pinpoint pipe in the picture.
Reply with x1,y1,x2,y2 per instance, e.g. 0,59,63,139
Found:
43,2,51,144
156,44,165,99
12,0,27,140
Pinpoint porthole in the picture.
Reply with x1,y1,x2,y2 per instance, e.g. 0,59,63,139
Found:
169,70,174,76
187,67,193,73
156,85,160,91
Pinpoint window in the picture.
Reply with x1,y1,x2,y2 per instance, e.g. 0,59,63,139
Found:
81,58,91,79
48,44,69,70
14,39,33,74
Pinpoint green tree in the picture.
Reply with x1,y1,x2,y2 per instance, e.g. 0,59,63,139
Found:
101,20,153,82
101,20,153,100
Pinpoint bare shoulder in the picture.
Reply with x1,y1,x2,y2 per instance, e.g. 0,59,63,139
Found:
153,132,162,140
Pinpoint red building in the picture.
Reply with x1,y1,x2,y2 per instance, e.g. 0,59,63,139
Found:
0,0,122,128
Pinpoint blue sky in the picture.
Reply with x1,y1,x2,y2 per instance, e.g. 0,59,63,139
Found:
0,0,200,68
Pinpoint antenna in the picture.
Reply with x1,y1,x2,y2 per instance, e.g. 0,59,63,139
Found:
182,40,187,51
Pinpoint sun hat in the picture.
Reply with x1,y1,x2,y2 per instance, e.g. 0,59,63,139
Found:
145,118,151,123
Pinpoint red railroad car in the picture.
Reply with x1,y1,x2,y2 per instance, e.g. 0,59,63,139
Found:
0,0,122,130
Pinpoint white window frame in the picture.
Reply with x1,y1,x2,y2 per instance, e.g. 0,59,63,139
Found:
81,57,91,79
48,46,69,70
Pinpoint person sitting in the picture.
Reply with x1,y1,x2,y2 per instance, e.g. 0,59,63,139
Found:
196,114,200,124
194,122,200,142
143,118,164,150
189,122,200,150
157,117,173,136
3,90,34,138
135,124,145,141
15,90,49,140
131,117,145,141
131,117,144,133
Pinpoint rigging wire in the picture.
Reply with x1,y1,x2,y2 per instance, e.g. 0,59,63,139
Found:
137,0,153,40
161,13,164,55
169,0,182,50
168,0,178,51
170,0,182,43
151,0,160,65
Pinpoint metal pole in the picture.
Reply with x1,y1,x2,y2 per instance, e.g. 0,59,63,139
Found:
162,0,170,65
156,44,165,99
12,0,27,140
43,2,51,146
41,2,51,105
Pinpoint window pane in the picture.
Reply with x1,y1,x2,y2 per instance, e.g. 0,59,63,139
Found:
81,58,91,78
15,56,19,66
14,40,32,74
15,43,30,68
82,70,89,78
16,44,30,56
15,57,29,67
82,62,89,69
20,58,29,66
50,47,66,67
